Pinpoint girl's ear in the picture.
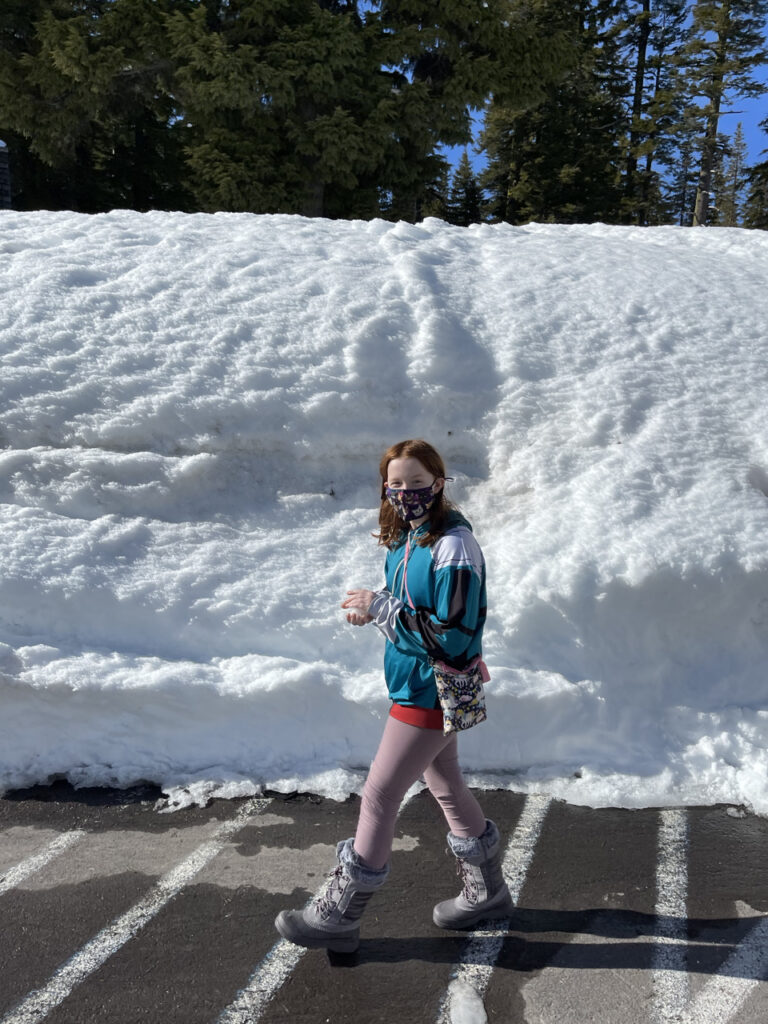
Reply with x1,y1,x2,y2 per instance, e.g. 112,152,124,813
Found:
432,477,445,493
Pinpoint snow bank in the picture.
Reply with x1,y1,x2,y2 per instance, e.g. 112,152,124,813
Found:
1,210,768,812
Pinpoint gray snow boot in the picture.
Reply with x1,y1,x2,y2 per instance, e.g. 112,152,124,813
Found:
432,819,513,930
275,838,389,954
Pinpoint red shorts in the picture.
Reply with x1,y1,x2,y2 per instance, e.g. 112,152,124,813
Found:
388,702,444,730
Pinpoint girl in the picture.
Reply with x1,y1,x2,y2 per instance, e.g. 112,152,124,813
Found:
275,439,511,953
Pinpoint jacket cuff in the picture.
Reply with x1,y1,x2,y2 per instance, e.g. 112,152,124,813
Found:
368,589,404,642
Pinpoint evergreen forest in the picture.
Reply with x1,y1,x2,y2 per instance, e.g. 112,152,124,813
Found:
1,0,767,227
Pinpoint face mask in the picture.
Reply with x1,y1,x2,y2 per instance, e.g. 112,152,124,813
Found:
385,484,438,522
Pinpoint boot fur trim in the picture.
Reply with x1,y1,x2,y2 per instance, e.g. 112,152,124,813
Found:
337,838,390,886
446,819,499,861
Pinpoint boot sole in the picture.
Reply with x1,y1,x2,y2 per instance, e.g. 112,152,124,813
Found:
433,893,514,931
274,911,360,953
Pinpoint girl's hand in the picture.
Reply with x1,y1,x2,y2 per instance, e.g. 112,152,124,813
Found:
342,589,375,626
346,611,373,626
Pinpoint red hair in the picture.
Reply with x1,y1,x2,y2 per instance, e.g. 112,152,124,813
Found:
373,439,457,549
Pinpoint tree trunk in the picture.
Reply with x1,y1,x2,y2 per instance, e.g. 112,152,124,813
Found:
302,179,325,218
692,101,722,226
298,94,325,218
692,4,730,227
626,0,651,222
0,144,12,209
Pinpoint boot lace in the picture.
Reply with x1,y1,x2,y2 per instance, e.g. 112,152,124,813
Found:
457,858,480,904
315,862,345,920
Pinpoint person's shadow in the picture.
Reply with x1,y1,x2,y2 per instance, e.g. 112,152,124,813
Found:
330,907,767,978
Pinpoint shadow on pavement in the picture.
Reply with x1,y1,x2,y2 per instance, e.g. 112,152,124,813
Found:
340,907,766,979
3,779,163,806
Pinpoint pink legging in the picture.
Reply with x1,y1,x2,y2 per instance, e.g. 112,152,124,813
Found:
354,714,487,870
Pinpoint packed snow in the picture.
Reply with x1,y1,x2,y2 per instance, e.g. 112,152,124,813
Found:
1,210,768,813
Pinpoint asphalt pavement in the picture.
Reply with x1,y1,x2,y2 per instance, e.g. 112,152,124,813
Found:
1,781,767,1024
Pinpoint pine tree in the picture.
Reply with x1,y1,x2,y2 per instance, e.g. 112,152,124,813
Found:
0,0,85,209
711,122,748,226
619,0,688,224
167,0,378,217
445,151,482,226
169,0,575,219
665,108,700,225
0,0,191,211
0,0,580,216
708,130,732,225
743,117,768,230
480,0,628,225
0,0,44,208
680,0,768,227
0,140,11,208
622,0,652,219
382,0,579,221
743,168,768,230
420,160,451,220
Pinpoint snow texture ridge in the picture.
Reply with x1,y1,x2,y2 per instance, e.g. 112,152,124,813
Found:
1,210,767,812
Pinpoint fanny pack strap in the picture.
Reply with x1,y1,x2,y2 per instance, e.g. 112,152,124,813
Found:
432,655,491,683
402,534,415,609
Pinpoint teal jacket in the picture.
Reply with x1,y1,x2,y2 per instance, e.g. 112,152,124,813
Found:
367,512,487,709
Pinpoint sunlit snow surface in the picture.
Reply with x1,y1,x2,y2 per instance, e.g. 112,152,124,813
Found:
2,211,768,812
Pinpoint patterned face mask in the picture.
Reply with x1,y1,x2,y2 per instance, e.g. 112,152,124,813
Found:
385,484,439,522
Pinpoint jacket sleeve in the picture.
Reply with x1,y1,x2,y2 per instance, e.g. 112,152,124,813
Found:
368,530,484,666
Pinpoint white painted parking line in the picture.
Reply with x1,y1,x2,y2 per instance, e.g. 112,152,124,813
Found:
651,808,689,1024
218,789,421,1024
678,915,768,1024
435,794,552,1024
0,831,86,896
0,797,270,1024
217,937,306,1024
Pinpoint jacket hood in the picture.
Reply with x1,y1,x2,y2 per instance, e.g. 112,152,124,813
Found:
407,508,473,542
445,509,473,532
